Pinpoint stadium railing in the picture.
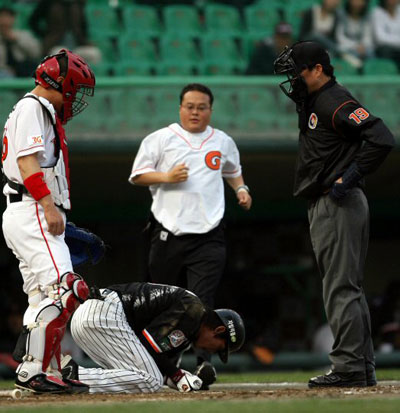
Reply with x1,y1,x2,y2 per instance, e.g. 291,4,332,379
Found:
1,76,399,150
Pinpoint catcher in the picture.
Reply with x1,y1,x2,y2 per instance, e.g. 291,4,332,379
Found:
61,282,245,394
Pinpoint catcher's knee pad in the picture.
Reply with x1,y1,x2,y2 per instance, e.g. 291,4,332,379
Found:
48,272,90,313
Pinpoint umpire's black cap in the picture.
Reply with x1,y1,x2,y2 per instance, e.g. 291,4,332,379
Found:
291,41,331,71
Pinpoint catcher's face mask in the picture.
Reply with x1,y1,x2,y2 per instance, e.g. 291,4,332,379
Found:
274,45,309,104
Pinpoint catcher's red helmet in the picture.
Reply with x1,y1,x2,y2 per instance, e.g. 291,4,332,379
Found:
34,49,95,124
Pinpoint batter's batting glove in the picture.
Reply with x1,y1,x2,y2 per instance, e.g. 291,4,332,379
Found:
329,162,362,202
166,369,203,393
194,361,217,390
65,222,106,268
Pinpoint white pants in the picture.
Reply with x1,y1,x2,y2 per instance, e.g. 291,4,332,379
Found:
70,291,163,394
2,199,72,324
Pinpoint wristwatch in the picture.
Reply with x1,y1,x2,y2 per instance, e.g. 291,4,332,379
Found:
235,185,250,194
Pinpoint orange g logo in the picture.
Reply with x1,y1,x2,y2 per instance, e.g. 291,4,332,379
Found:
205,151,221,170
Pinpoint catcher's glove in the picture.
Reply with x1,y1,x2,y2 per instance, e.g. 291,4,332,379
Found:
65,222,106,268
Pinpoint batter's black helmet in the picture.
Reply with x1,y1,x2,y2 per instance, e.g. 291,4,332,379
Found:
214,309,245,363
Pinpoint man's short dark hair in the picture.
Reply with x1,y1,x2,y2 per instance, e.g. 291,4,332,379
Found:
179,83,214,106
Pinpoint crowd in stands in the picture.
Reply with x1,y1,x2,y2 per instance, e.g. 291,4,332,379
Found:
1,0,400,77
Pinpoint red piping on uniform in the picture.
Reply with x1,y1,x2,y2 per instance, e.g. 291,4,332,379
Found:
332,100,357,131
223,169,239,174
168,126,215,150
17,144,44,154
132,165,155,174
143,329,162,353
35,203,61,284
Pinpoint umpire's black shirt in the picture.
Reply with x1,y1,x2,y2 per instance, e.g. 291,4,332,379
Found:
294,78,395,199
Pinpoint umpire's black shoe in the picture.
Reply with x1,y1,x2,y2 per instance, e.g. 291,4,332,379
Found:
366,363,377,386
16,374,69,394
308,370,367,388
194,362,217,390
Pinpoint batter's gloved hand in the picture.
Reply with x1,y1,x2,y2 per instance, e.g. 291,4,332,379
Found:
194,361,217,389
65,222,106,268
329,162,362,202
167,369,202,392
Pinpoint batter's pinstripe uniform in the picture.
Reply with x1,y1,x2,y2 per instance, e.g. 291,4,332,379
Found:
70,283,206,394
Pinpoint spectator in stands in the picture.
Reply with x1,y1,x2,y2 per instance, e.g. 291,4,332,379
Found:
298,0,342,55
371,0,400,70
0,6,40,78
336,0,374,68
246,22,293,75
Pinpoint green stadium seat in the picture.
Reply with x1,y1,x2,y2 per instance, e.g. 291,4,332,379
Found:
114,61,156,76
330,58,359,76
86,4,120,36
118,35,157,65
13,3,36,31
90,32,118,61
122,5,162,37
159,34,199,64
152,89,181,128
236,88,278,130
285,3,310,39
125,89,154,130
0,91,18,126
90,62,114,77
243,32,267,61
163,5,202,38
204,4,242,36
201,35,243,63
211,89,239,130
363,58,398,75
201,60,242,76
158,61,197,76
244,5,281,38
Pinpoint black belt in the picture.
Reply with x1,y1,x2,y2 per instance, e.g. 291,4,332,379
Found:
9,194,23,203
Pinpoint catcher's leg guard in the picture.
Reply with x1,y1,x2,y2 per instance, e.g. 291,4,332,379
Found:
17,273,89,384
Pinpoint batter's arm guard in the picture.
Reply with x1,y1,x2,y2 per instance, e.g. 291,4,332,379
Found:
65,222,106,268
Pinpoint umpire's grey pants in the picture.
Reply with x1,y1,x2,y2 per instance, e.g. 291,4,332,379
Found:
308,188,375,372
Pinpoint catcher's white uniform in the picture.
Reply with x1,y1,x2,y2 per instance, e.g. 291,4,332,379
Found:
2,94,73,323
129,122,242,235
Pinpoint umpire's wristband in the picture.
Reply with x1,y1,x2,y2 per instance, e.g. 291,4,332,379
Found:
235,185,250,194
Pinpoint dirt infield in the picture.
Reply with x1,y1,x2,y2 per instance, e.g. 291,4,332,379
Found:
0,382,399,407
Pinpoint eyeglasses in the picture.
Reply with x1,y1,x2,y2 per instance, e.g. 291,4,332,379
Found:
181,104,211,113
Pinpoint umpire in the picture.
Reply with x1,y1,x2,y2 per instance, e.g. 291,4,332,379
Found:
274,41,395,388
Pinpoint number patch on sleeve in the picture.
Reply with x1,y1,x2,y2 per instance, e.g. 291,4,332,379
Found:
348,108,370,124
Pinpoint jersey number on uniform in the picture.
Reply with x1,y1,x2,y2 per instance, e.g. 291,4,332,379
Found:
348,108,369,124
205,151,222,170
1,136,8,162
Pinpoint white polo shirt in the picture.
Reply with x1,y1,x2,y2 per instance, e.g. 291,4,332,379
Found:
2,93,57,196
129,123,242,235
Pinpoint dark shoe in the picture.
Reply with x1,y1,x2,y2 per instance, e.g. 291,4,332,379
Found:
61,356,79,381
366,363,377,386
194,362,217,390
61,355,89,393
308,370,367,388
16,374,69,394
64,378,89,394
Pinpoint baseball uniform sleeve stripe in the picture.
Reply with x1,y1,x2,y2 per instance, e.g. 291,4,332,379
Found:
331,100,357,131
35,203,61,283
142,329,162,353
